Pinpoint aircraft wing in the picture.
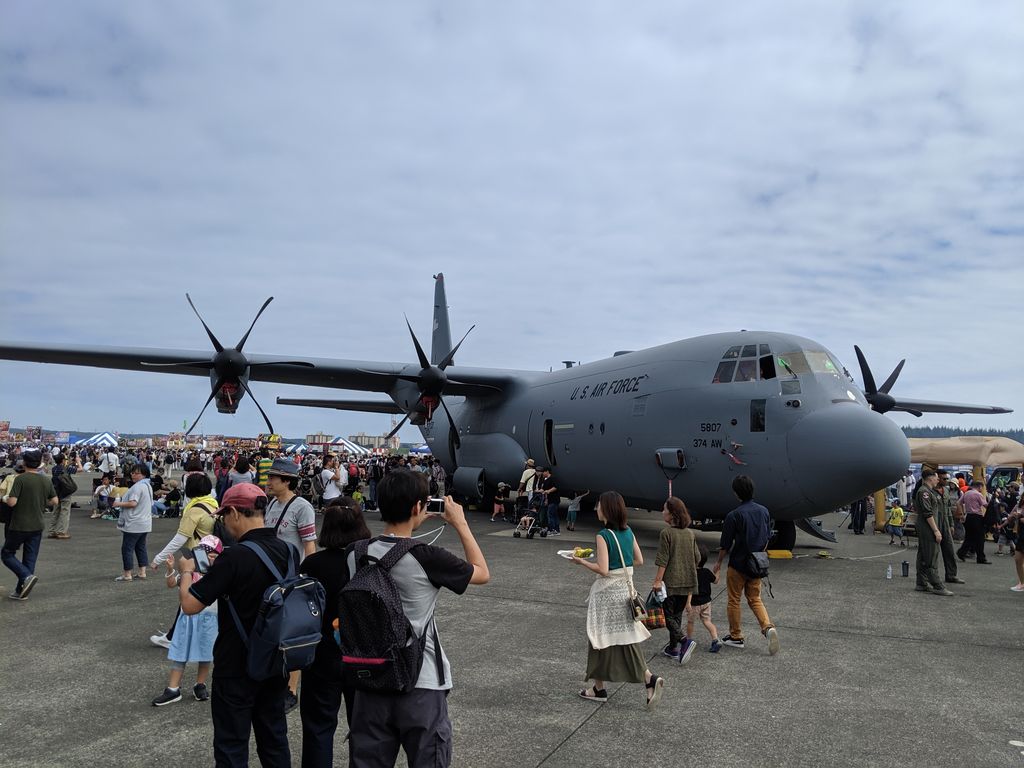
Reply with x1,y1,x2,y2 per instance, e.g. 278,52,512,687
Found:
0,341,516,396
891,398,1013,416
276,397,403,414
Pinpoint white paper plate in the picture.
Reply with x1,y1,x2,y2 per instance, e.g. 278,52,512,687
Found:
557,549,594,560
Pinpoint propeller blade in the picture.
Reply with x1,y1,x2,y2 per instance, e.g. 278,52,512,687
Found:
235,297,274,352
438,397,461,449
907,409,923,417
853,345,877,394
437,325,476,370
386,413,411,440
405,316,431,370
878,359,905,394
185,378,225,435
140,361,215,369
186,293,224,353
237,378,275,434
247,360,316,368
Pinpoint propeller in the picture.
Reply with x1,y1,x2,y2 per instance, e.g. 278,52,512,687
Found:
144,294,314,435
853,345,921,416
386,316,475,447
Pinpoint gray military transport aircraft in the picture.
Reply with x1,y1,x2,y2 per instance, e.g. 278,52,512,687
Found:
0,274,1011,549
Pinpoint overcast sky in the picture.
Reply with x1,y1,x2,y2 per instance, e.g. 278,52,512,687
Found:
1,1,1022,440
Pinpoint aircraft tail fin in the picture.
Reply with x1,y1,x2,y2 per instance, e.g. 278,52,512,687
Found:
430,273,453,365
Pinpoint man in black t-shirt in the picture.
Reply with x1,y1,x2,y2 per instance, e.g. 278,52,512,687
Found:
179,482,293,768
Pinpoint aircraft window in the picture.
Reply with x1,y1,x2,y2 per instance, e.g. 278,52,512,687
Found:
544,419,556,467
781,379,801,395
805,351,841,376
759,344,771,355
736,359,758,382
713,360,736,383
777,352,810,376
758,355,776,380
741,344,758,358
750,399,766,432
723,346,741,359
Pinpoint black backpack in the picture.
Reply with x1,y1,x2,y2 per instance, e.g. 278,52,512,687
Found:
225,542,326,681
53,471,77,499
338,538,444,693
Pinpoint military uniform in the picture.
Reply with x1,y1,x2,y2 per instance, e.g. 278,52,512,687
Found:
914,484,945,591
936,483,960,582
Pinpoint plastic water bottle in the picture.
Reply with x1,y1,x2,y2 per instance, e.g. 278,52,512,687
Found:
886,564,893,580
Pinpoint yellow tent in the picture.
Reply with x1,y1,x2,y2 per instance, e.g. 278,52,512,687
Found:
907,436,1024,467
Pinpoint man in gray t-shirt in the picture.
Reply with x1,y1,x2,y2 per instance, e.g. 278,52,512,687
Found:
345,469,488,768
264,459,317,558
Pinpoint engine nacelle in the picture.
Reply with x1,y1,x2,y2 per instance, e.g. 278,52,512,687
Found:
452,466,486,500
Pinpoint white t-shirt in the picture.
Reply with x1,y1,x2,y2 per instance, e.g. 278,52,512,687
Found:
519,468,537,494
321,467,347,500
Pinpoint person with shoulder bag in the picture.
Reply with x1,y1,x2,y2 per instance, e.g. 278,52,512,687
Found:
570,491,665,710
712,475,780,655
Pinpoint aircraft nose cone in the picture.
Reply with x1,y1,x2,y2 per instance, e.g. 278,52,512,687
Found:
787,406,910,509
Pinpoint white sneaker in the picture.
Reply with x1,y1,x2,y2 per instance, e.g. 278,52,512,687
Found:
766,627,780,656
150,631,171,649
1011,585,1024,593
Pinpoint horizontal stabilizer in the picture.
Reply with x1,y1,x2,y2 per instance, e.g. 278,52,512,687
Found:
276,397,402,414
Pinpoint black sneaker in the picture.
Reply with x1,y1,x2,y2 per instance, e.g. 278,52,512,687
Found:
152,688,182,707
721,635,745,649
284,691,299,714
193,683,209,702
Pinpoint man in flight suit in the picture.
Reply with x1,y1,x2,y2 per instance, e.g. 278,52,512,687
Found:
936,471,965,585
914,470,953,596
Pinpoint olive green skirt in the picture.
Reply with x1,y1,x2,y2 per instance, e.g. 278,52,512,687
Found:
584,641,646,683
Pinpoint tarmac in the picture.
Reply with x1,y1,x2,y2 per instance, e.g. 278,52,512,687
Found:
1,473,1022,768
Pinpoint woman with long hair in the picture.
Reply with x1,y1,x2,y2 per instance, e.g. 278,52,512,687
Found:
571,491,664,710
652,497,700,663
299,497,371,767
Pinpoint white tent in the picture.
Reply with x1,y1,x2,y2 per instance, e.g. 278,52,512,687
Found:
285,443,309,454
331,437,370,455
75,432,118,447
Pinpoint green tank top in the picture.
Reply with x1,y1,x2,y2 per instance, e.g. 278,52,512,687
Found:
600,527,635,570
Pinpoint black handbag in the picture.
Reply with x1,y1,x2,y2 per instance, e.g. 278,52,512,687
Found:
747,551,770,578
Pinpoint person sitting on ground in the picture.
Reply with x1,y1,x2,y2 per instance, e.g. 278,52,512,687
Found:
91,474,115,519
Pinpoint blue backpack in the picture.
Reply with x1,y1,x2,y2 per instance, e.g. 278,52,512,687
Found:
226,542,326,681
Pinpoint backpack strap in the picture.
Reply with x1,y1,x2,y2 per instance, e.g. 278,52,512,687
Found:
270,496,298,536
375,537,425,572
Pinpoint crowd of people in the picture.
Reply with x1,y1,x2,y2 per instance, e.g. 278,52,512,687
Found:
3,438,1021,767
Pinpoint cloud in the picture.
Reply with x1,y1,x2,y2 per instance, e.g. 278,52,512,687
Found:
1,1,1021,438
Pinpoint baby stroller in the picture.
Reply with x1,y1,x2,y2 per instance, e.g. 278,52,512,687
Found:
512,495,547,539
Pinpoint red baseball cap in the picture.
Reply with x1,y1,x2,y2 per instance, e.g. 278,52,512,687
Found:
215,482,267,514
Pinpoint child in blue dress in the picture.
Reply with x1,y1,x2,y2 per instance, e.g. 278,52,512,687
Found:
151,535,221,706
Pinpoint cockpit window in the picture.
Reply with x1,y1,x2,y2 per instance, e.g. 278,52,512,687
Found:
736,359,758,382
713,360,736,383
759,344,771,356
741,344,758,358
777,351,843,378
723,346,741,359
759,355,776,380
